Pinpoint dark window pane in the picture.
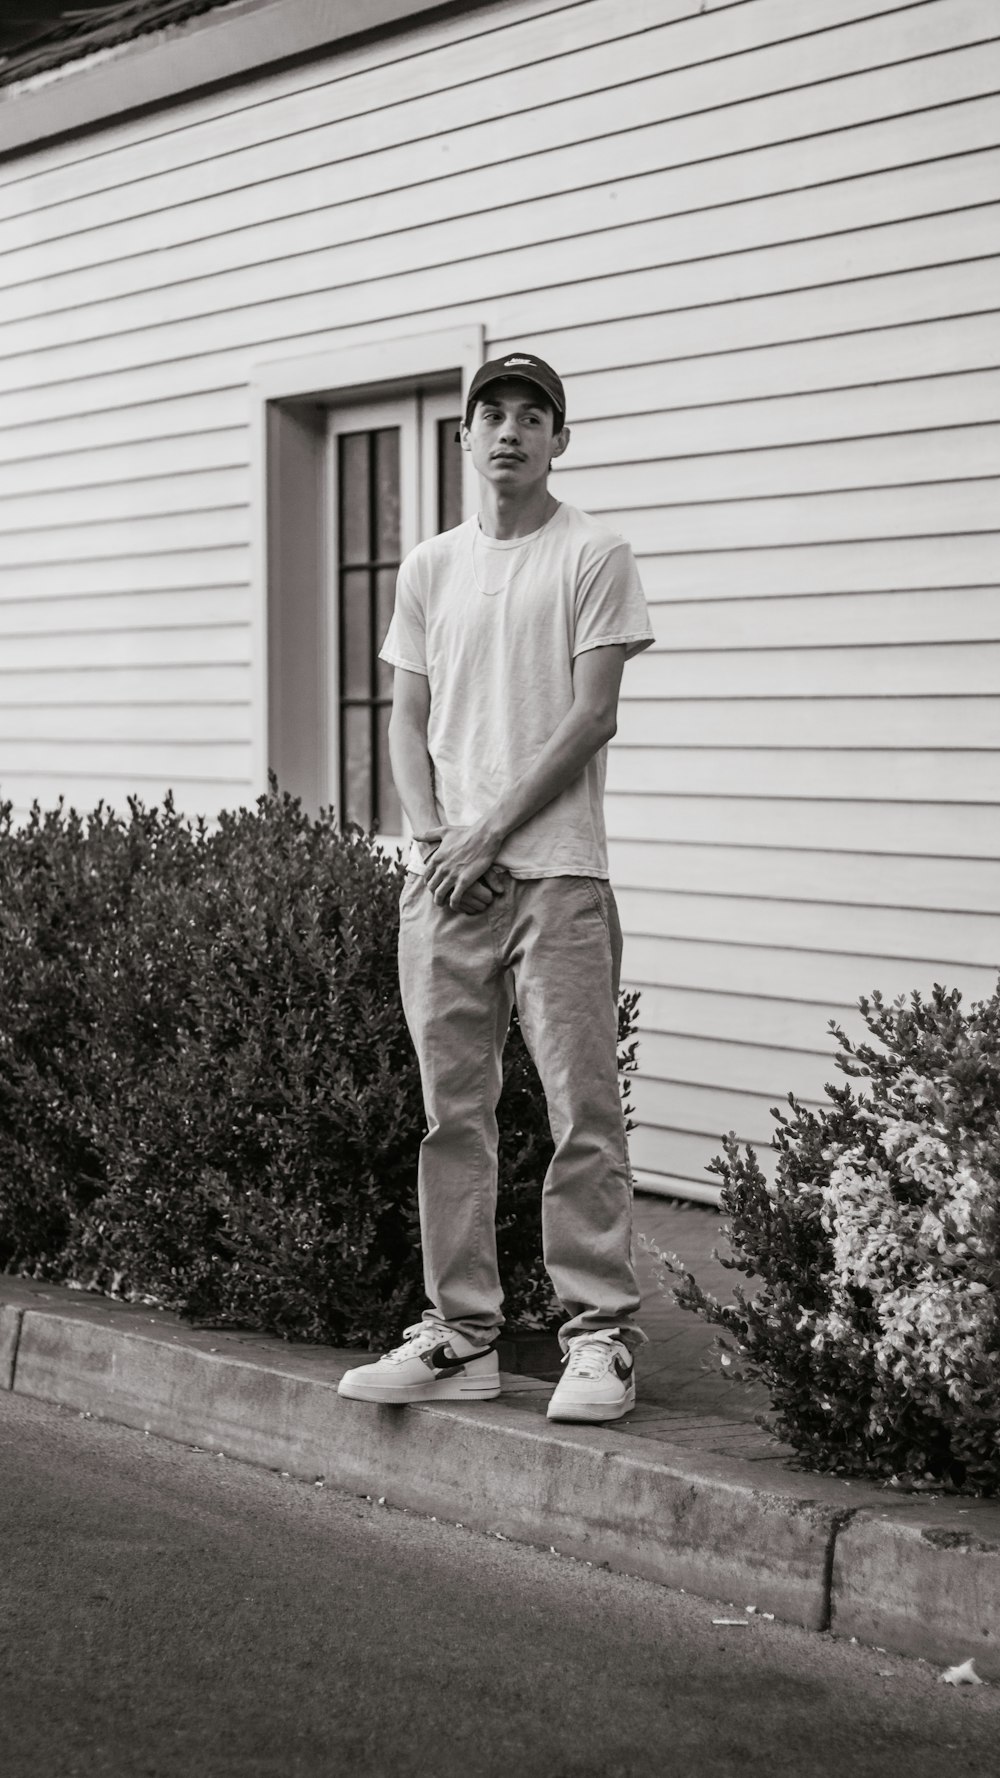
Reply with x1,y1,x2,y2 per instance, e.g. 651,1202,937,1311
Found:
375,567,397,698
342,705,372,830
437,416,463,532
334,419,407,836
338,433,370,563
340,568,371,700
373,428,401,561
376,703,402,835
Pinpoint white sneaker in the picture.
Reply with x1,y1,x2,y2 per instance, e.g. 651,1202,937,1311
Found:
546,1329,636,1422
337,1322,501,1404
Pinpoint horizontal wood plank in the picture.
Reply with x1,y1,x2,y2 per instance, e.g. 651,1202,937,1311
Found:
620,931,999,1004
633,1076,802,1145
554,425,1000,507
645,587,1000,649
0,510,249,566
562,315,1000,423
0,738,251,778
626,638,1000,698
0,625,250,672
487,201,1000,346
622,983,855,1051
498,260,1000,381
605,790,1000,857
0,587,248,633
0,550,250,600
0,429,248,498
614,694,1000,750
615,885,1000,966
0,469,249,532
0,773,254,813
607,838,1000,916
0,665,252,704
0,701,250,742
0,390,247,469
629,1123,767,1187
632,1169,724,1204
606,747,1000,805
637,1029,838,1099
628,1122,770,1187
565,370,1000,464
636,534,1000,600
601,481,1000,552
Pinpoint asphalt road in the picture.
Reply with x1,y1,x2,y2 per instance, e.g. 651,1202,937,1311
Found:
1,1392,997,1778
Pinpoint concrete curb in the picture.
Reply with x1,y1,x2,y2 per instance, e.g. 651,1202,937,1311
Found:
1,1301,21,1390
4,1288,999,1677
832,1504,1000,1672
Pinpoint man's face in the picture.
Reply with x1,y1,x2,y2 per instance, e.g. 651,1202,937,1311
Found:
461,378,569,487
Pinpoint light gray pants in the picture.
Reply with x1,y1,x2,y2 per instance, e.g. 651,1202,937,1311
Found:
397,870,645,1353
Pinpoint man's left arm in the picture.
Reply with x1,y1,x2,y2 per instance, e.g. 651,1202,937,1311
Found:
421,644,626,909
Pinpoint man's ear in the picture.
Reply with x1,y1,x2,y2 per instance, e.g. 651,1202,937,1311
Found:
459,421,473,453
550,425,571,462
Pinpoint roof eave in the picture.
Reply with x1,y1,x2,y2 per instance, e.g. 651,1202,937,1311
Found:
0,0,496,161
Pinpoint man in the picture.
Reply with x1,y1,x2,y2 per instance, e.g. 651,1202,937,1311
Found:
338,352,654,1422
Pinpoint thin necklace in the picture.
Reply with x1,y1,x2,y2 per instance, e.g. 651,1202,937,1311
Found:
470,521,538,598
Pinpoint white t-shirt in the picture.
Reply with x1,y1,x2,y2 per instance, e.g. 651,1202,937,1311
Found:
378,501,654,878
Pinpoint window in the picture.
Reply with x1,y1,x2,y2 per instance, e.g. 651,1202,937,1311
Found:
255,324,482,821
328,390,463,839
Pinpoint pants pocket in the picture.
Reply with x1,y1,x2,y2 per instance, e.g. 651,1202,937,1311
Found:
582,876,610,926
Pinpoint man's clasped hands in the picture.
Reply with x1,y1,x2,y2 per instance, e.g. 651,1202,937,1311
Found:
415,822,507,916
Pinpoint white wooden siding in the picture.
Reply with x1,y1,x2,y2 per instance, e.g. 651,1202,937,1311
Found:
0,0,997,1200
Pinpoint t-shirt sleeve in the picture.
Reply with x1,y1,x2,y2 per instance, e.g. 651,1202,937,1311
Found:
572,539,655,661
378,554,427,676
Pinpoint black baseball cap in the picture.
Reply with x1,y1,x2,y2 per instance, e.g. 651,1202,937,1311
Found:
464,353,566,431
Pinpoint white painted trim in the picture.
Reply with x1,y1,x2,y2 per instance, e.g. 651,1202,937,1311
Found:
632,1170,723,1207
249,323,483,800
252,327,484,405
249,382,269,801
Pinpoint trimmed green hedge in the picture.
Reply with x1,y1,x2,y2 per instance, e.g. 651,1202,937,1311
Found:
0,783,639,1348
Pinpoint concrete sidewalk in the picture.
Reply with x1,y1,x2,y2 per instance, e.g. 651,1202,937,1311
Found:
3,1195,998,1680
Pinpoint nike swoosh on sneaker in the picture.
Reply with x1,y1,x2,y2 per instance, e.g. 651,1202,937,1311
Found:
613,1354,634,1382
424,1345,471,1374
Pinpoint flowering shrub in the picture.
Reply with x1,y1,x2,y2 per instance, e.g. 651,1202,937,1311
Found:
0,782,640,1348
653,984,1000,1494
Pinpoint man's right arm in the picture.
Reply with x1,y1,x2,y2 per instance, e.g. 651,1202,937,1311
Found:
386,666,439,844
387,667,504,913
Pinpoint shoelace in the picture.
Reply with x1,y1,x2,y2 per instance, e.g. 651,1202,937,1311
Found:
563,1336,623,1379
385,1323,448,1364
